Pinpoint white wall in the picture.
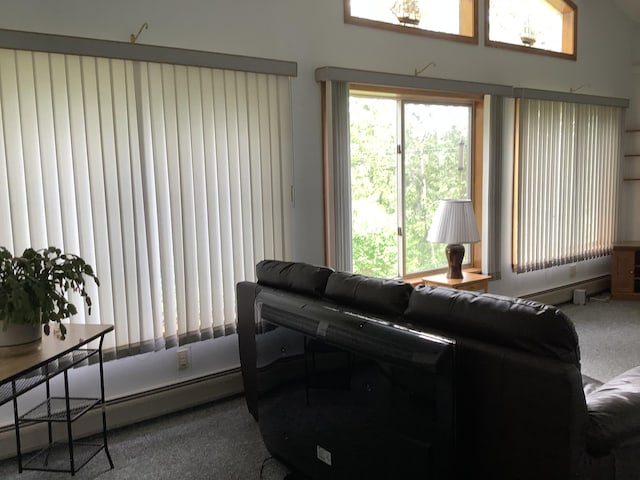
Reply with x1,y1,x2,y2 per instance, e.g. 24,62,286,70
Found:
0,0,638,424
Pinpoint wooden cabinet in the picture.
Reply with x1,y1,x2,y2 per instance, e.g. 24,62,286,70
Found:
611,243,640,300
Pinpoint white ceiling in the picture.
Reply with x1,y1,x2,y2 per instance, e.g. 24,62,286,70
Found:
613,0,640,23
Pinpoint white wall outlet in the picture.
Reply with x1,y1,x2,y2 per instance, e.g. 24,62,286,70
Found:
177,347,190,370
316,445,332,466
569,264,577,278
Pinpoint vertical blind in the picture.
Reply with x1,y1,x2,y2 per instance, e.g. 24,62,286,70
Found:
0,48,292,356
322,80,352,271
514,98,622,273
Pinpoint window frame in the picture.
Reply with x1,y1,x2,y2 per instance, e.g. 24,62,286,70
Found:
344,0,479,45
484,0,577,60
347,85,484,283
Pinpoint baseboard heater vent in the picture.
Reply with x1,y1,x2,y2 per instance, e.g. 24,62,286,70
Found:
0,368,244,461
520,275,610,306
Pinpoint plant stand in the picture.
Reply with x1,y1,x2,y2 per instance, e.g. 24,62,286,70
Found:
0,324,114,475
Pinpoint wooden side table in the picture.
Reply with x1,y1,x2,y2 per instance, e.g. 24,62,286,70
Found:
422,272,491,293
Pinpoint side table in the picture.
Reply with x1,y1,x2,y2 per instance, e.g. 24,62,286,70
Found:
422,272,491,293
0,323,114,475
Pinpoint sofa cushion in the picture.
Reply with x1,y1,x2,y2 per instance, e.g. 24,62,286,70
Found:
404,285,581,366
324,271,414,316
256,260,334,297
586,366,640,456
583,374,604,397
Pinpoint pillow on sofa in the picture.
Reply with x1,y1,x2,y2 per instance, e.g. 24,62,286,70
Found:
405,285,581,366
256,260,334,297
324,271,414,316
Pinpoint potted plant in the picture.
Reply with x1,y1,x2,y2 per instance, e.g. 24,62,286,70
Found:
0,246,99,350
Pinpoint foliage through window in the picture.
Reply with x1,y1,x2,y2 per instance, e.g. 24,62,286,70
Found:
345,0,477,42
486,0,577,59
349,91,478,278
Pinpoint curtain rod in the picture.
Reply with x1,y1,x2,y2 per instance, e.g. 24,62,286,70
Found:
0,28,298,77
316,66,629,107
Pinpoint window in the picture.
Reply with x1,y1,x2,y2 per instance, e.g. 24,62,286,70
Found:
0,47,292,356
349,88,482,278
345,0,477,43
513,98,622,272
486,0,577,59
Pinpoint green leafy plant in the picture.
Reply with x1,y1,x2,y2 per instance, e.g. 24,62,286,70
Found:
0,246,99,340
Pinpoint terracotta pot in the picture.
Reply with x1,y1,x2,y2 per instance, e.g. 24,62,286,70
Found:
0,321,42,357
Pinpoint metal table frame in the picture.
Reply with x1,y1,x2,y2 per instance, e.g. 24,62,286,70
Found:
0,324,114,475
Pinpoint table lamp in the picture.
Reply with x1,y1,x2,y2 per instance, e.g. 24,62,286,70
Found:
427,199,480,279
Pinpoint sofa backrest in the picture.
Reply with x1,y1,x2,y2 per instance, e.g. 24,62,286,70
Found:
256,259,334,297
323,271,414,317
404,285,581,366
255,259,581,366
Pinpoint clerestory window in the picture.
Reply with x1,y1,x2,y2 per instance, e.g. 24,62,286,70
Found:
486,0,577,59
345,0,477,43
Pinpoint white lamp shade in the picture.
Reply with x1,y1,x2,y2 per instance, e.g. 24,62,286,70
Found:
427,199,480,244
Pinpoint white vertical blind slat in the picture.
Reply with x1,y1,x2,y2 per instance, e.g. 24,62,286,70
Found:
0,50,30,250
258,75,276,259
236,73,255,281
200,69,225,331
146,62,178,343
278,76,292,260
173,65,199,339
223,70,245,306
188,67,213,335
16,51,47,249
50,54,81,258
0,69,12,251
247,74,265,266
135,61,165,348
33,52,64,249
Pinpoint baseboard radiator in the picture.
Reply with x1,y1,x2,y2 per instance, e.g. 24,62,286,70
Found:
520,275,610,306
0,368,244,461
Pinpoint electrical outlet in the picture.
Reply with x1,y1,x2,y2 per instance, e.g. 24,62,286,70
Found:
569,264,577,278
177,348,190,370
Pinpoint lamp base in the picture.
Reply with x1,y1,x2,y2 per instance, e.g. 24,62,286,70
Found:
445,244,465,279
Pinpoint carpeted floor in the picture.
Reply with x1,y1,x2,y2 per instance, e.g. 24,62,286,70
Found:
0,295,638,479
0,395,290,480
562,295,640,382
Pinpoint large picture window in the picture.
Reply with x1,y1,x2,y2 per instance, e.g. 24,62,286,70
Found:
349,88,482,278
345,0,477,43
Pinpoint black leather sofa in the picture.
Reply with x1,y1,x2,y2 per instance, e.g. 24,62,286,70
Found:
237,260,640,480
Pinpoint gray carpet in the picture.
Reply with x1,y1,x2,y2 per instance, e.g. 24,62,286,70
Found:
562,295,640,382
0,395,290,480
0,296,638,479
